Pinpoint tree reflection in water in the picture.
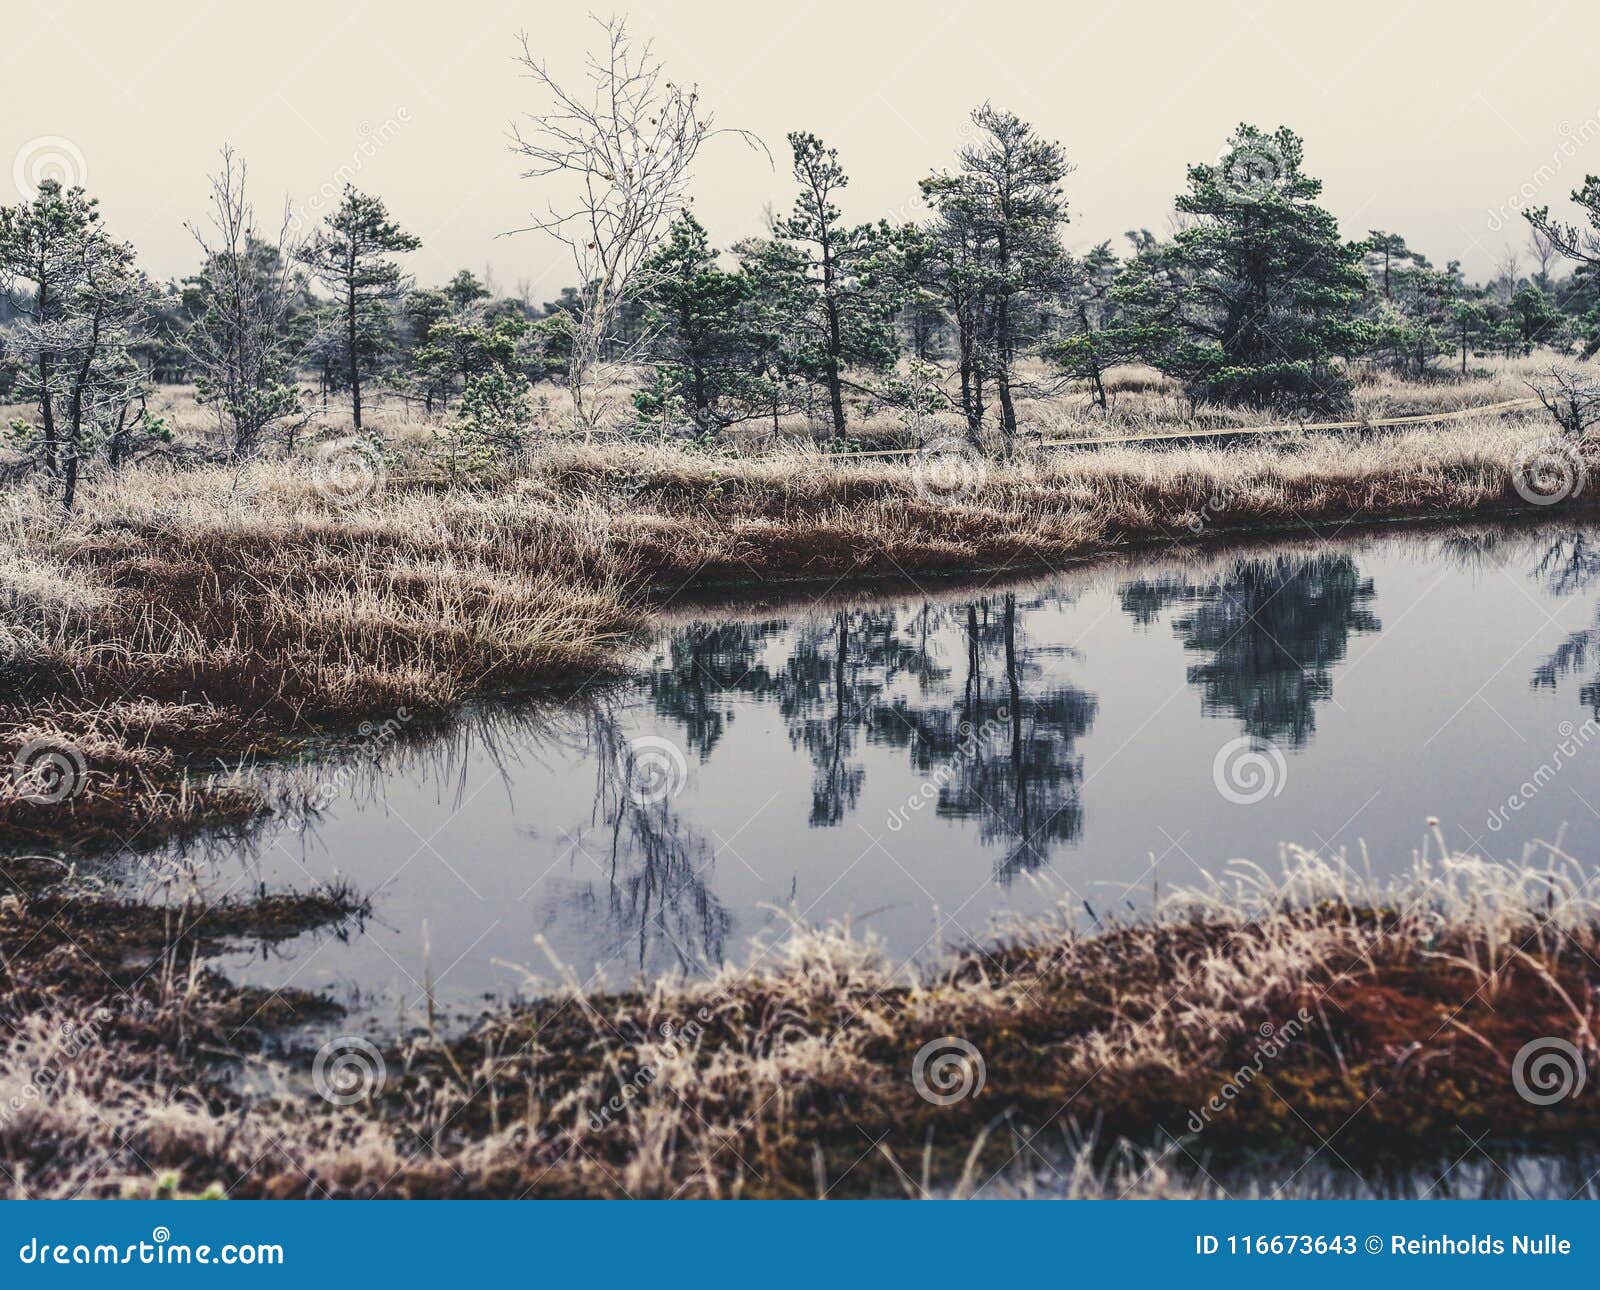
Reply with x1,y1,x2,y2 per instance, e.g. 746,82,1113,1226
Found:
557,704,733,975
1120,554,1380,746
643,593,1097,882
1530,531,1600,713
191,546,1401,985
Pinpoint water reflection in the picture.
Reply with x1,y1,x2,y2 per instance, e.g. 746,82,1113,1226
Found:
1120,555,1379,745
1531,532,1600,713
147,521,1600,1013
645,595,1099,868
869,596,1097,881
549,705,733,973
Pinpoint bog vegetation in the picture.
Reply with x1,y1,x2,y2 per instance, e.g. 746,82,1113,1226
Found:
4,19,1600,498
3,15,1600,1200
5,842,1600,1198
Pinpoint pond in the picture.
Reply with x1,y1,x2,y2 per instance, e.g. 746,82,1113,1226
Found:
144,520,1600,1028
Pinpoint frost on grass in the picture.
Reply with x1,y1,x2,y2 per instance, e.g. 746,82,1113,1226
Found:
3,839,1596,1199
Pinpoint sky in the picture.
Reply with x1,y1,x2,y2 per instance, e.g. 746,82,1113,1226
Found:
5,0,1599,297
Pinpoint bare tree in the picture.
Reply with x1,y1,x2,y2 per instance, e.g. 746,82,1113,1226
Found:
1530,365,1600,439
182,147,306,457
1527,224,1560,286
508,15,760,438
1493,244,1522,304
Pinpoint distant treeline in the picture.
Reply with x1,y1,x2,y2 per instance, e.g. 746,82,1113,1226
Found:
3,104,1600,506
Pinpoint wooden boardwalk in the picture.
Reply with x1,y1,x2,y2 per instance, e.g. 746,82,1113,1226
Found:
381,397,1541,489
818,396,1540,461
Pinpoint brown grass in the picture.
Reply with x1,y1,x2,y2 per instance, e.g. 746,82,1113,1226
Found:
4,360,1593,1199
3,841,1596,1198
0,360,1577,850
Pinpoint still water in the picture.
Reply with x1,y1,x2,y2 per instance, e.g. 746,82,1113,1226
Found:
156,522,1600,1022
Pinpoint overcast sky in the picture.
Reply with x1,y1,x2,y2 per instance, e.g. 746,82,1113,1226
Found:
6,0,1599,296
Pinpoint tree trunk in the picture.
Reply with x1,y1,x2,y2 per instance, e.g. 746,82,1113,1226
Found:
995,356,1017,440
61,304,103,513
346,279,362,432
821,295,846,437
819,219,847,438
34,264,60,478
37,351,59,478
61,449,79,513
1003,593,1028,843
1079,305,1107,410
994,224,1017,441
957,304,984,442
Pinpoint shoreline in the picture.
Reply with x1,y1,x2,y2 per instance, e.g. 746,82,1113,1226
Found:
4,410,1600,1197
0,403,1574,853
4,840,1596,1198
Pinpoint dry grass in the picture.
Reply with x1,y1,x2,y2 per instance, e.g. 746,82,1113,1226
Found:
0,360,1577,849
533,402,1555,583
3,840,1596,1198
8,355,1543,454
0,464,638,847
0,358,1593,1199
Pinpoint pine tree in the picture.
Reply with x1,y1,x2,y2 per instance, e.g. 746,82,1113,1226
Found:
1510,283,1561,352
750,133,910,438
916,191,993,440
1118,125,1370,413
398,288,454,411
634,212,761,436
1527,177,1600,293
1049,240,1148,409
1451,299,1488,374
0,180,156,509
923,106,1071,439
297,186,420,432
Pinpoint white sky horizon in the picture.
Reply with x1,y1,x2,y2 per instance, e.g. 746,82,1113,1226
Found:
6,0,1598,297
